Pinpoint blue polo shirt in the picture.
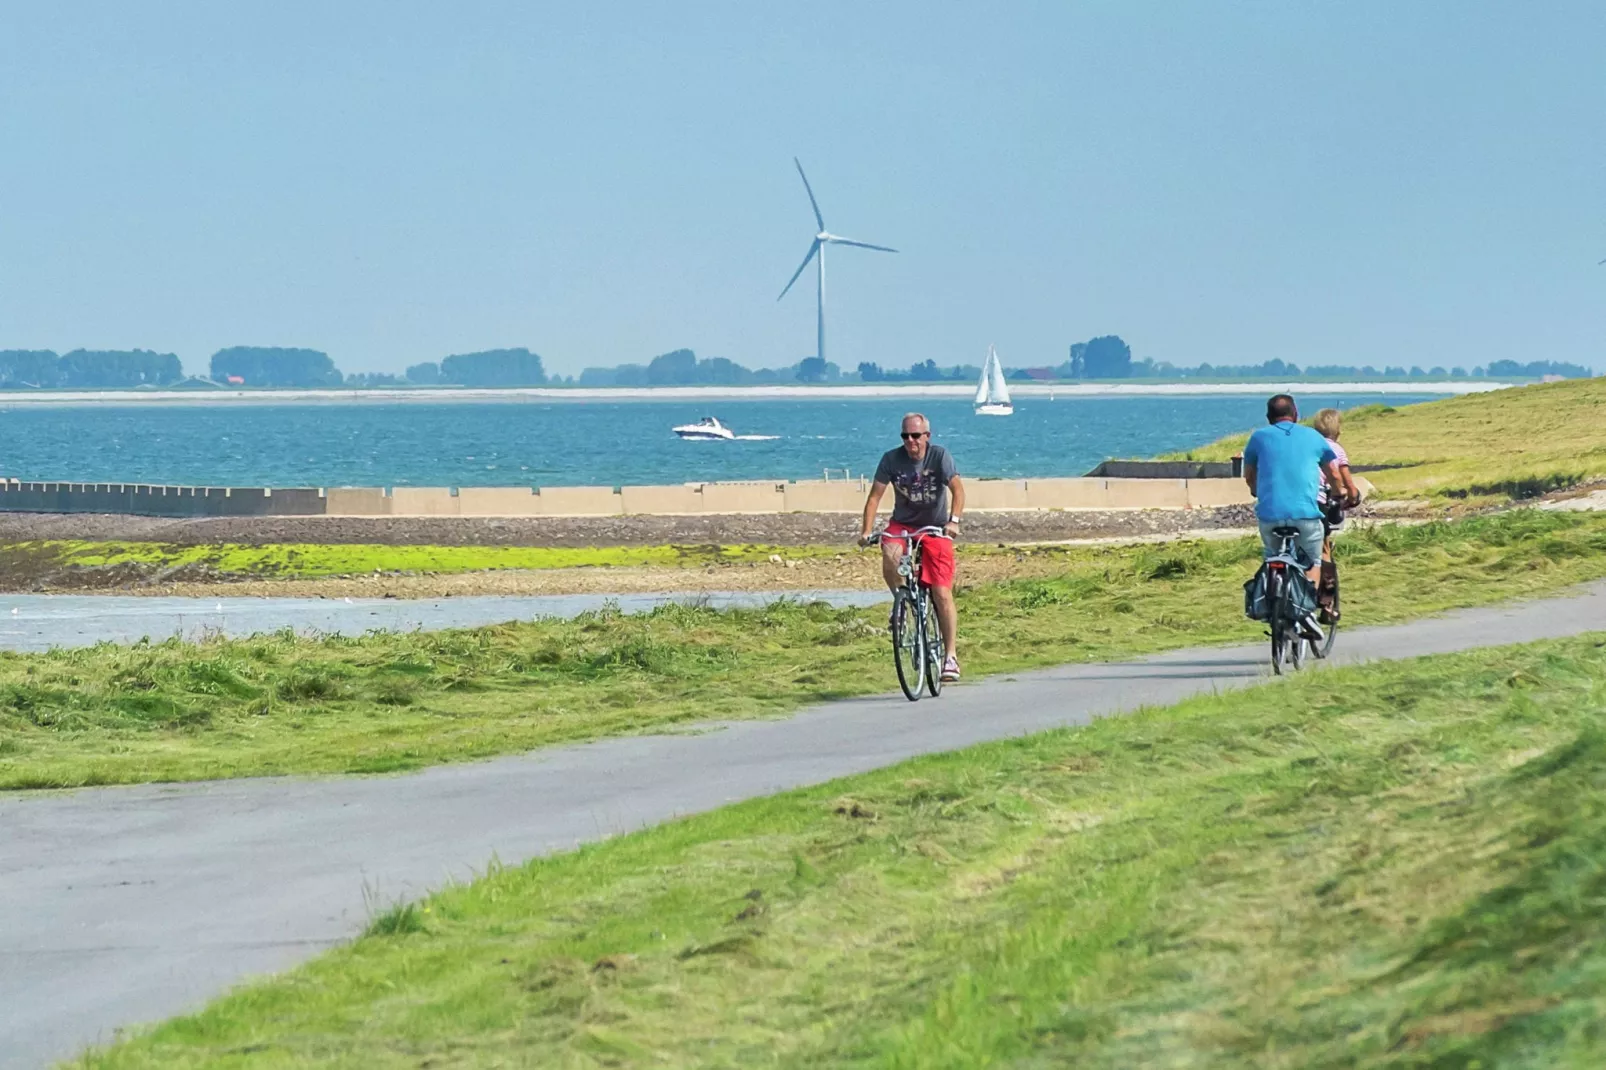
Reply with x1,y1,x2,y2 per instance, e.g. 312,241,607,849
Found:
1243,420,1336,521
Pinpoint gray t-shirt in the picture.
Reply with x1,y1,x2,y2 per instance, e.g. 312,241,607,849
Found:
875,443,958,528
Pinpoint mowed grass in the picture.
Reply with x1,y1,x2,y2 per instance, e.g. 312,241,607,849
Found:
0,539,847,579
77,634,1606,1068
6,509,1606,790
1170,376,1606,502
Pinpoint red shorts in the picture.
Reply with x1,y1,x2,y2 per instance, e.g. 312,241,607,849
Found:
884,522,956,588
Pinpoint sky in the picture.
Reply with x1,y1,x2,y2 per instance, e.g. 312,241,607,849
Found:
1,1,1602,377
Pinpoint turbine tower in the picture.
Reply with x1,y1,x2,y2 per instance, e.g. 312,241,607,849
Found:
776,157,897,367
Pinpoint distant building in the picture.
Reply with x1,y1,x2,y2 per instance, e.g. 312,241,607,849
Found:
226,375,245,385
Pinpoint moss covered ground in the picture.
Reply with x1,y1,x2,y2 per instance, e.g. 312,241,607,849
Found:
8,539,845,578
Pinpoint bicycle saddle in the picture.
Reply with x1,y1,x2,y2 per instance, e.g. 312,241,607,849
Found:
1270,524,1301,537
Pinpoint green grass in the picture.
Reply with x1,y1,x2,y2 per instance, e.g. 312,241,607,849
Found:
7,509,1606,790
76,633,1606,1068
1167,376,1606,503
0,539,848,579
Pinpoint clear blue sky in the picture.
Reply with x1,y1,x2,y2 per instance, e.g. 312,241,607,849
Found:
1,1,1602,376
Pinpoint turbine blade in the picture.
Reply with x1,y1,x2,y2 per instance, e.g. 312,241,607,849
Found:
777,239,821,301
794,157,825,230
824,236,898,253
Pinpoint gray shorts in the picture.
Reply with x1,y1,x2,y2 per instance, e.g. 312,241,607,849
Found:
1259,518,1323,568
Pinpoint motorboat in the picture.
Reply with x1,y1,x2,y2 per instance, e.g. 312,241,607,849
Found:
974,345,1014,416
672,416,737,440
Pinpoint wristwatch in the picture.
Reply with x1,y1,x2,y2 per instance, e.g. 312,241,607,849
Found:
948,516,962,526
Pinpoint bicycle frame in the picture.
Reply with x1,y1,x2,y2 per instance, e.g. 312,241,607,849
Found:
1264,530,1308,675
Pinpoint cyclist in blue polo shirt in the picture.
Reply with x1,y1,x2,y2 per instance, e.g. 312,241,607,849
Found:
1242,394,1343,633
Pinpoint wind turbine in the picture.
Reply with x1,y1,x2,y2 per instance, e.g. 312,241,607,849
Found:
776,157,897,367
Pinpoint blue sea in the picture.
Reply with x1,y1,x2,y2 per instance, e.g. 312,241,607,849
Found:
0,394,1435,488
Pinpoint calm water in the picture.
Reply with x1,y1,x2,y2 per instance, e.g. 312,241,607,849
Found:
0,395,1435,487
0,590,890,651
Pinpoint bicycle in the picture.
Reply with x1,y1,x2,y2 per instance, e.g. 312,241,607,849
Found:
1261,526,1327,675
863,526,950,701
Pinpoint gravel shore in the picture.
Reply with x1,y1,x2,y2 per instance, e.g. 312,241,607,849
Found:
0,505,1256,548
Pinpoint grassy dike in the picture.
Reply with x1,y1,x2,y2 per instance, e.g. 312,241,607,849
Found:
1172,375,1606,503
77,632,1606,1067
6,509,1606,790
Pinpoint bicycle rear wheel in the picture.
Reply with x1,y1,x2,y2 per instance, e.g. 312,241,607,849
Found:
922,590,945,697
1268,571,1294,675
892,592,925,701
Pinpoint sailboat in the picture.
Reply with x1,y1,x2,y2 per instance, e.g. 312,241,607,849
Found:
974,345,1014,416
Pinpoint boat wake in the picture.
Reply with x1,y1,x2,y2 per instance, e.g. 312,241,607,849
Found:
732,434,780,441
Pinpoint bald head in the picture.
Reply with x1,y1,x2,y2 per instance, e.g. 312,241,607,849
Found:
1266,394,1297,423
900,412,930,459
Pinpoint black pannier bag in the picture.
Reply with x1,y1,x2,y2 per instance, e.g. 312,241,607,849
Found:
1244,564,1317,622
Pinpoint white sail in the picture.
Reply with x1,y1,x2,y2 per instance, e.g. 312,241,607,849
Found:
986,347,1011,405
974,345,1014,415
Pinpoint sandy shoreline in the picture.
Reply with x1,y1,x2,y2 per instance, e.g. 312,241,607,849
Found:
0,381,1503,406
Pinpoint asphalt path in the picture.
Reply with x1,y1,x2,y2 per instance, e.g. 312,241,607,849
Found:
5,581,1605,1068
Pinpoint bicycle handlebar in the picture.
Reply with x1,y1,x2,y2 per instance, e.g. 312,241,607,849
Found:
861,525,953,546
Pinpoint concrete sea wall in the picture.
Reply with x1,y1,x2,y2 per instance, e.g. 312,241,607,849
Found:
0,477,1252,519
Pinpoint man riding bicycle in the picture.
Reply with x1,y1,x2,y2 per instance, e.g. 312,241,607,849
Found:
1242,394,1345,641
859,412,966,682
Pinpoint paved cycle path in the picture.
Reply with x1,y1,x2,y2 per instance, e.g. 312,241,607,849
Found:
5,582,1605,1068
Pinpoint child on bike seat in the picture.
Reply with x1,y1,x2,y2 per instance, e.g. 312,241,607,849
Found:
1312,408,1361,620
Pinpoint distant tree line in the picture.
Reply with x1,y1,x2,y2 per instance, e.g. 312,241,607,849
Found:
0,338,1592,391
576,349,852,386
858,359,983,382
0,349,184,388
1021,336,1595,382
210,347,341,387
400,348,549,387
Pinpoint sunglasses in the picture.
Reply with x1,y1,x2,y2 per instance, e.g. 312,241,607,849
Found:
900,431,928,440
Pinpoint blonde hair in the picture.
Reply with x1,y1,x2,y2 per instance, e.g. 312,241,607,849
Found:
1312,408,1342,440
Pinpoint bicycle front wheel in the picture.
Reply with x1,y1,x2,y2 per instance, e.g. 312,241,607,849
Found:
922,590,945,697
892,592,925,701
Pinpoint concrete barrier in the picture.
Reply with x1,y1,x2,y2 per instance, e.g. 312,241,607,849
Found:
0,481,325,517
389,488,461,516
1184,479,1255,508
1103,478,1192,509
783,480,877,513
619,485,705,514
1024,478,1112,510
965,479,1032,510
325,487,389,516
534,486,623,516
457,487,543,516
700,482,788,514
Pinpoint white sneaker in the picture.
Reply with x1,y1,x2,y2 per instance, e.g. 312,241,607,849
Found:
1299,613,1325,642
941,655,961,682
